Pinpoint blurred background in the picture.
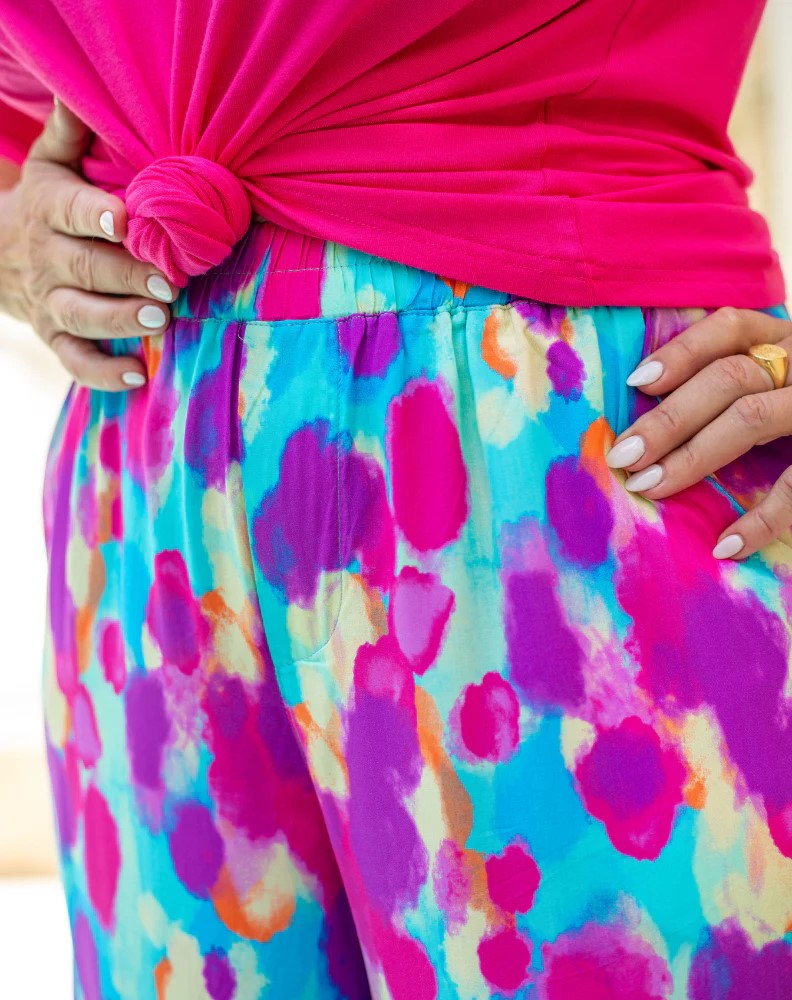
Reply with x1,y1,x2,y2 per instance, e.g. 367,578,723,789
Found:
1,3,792,993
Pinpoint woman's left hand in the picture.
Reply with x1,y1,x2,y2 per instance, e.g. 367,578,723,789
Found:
604,306,792,560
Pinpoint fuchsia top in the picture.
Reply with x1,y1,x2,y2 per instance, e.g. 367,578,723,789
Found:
0,0,785,308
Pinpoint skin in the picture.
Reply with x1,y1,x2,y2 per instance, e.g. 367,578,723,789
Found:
1,103,788,561
606,306,792,561
0,97,176,391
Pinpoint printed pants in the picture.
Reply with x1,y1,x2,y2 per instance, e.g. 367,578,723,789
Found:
42,221,792,999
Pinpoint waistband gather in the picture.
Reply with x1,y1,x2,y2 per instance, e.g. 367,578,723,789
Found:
169,217,790,328
169,218,522,324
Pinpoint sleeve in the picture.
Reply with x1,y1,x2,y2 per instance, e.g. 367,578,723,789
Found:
0,97,43,164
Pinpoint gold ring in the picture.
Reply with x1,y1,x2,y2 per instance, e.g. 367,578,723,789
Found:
746,342,789,390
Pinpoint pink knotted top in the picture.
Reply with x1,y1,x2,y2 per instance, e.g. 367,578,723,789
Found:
124,156,252,286
0,0,785,308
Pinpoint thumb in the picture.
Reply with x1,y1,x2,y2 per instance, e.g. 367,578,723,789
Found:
27,96,93,168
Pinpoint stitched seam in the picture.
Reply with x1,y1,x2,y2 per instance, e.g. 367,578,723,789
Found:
194,253,777,276
570,199,593,295
221,321,282,662
169,295,774,326
273,325,345,670
230,329,333,792
173,305,529,326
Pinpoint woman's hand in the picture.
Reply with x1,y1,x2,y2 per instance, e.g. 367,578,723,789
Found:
604,306,792,560
0,97,177,391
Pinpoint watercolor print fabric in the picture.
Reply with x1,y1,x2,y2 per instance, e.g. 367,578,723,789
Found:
41,221,792,998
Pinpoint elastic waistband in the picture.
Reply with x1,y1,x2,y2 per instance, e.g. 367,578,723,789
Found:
171,218,790,325
171,218,537,324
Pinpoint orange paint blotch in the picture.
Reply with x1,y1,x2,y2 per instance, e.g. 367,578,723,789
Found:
416,687,473,846
466,848,501,923
579,417,616,496
95,481,119,545
142,337,163,380
683,776,707,810
211,864,295,943
439,276,472,299
154,958,172,999
358,574,388,639
481,311,517,379
293,701,348,786
77,549,106,675
559,315,575,344
201,588,229,623
199,590,265,680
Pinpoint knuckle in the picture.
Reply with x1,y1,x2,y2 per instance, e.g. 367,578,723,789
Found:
676,439,699,475
753,505,777,540
58,293,82,336
107,307,132,338
774,467,792,507
668,333,701,368
732,392,772,429
61,187,82,232
715,305,747,335
71,244,95,289
711,355,753,394
27,238,47,280
650,403,683,437
39,289,63,335
26,180,52,223
119,259,140,293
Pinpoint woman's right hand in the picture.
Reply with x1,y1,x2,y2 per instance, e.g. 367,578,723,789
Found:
0,97,177,391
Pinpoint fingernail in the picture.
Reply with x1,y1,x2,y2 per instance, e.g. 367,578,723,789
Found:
146,274,173,302
99,210,115,238
712,533,744,559
53,95,60,108
137,304,168,329
625,464,664,492
626,360,664,387
121,371,146,387
605,434,646,468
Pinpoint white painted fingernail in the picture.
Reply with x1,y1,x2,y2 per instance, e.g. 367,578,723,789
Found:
137,304,168,328
626,360,664,386
605,434,646,468
712,533,744,559
53,95,60,108
99,210,115,238
121,371,146,387
146,274,173,301
625,464,664,492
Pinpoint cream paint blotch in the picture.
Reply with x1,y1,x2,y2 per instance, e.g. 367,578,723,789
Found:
239,324,276,441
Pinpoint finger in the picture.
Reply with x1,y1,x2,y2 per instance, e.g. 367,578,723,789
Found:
712,467,792,560
48,331,148,392
33,171,128,243
621,383,792,500
606,346,787,473
25,101,127,242
48,233,176,301
624,307,792,396
26,98,92,169
45,286,171,340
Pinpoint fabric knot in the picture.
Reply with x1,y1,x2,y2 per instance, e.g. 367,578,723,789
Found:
124,155,252,287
